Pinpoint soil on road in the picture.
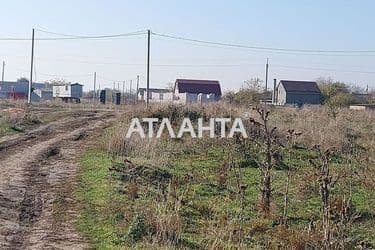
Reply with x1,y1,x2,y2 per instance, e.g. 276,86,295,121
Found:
0,109,117,250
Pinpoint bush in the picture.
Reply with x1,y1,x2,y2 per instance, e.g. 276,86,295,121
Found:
126,214,149,243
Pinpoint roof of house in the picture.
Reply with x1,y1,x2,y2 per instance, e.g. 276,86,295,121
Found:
52,82,83,86
280,80,321,94
138,88,171,94
175,79,221,96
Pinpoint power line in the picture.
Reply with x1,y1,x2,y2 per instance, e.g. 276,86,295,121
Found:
35,28,85,38
1,29,375,56
0,29,148,41
33,56,375,73
153,35,375,57
35,28,148,39
152,31,375,54
8,62,375,77
30,54,375,70
7,59,375,76
36,57,246,67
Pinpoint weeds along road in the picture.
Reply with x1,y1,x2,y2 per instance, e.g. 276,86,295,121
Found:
0,109,118,250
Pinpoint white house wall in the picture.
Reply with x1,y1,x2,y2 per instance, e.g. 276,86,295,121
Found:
53,85,71,98
53,85,82,98
138,91,173,102
173,92,186,104
149,92,173,103
276,84,287,105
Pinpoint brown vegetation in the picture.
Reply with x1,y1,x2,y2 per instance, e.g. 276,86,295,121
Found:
91,103,374,249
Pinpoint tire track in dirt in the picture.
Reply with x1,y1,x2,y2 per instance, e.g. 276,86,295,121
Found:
0,110,101,156
0,110,117,249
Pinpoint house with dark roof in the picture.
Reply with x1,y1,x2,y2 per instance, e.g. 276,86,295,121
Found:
273,80,322,106
174,79,222,104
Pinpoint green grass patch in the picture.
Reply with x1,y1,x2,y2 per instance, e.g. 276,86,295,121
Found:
76,142,374,249
76,150,128,250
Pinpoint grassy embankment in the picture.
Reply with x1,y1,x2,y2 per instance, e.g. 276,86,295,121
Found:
0,110,42,136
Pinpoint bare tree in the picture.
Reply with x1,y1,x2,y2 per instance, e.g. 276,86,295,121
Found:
309,146,341,249
44,78,68,88
244,77,263,93
282,129,301,227
249,107,282,217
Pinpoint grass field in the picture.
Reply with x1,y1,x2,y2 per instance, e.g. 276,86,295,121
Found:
76,104,374,249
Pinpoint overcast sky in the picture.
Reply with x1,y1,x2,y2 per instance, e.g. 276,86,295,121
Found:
1,0,375,91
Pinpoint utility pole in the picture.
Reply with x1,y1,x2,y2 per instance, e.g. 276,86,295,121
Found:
112,82,116,104
146,29,151,107
93,72,97,101
136,75,139,104
34,65,37,82
1,61,5,83
28,28,35,104
265,58,269,93
129,80,133,103
122,81,125,104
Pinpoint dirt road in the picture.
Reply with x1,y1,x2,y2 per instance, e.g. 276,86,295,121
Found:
0,109,117,249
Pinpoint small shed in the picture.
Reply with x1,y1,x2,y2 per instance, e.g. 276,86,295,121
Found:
274,80,321,106
53,83,83,102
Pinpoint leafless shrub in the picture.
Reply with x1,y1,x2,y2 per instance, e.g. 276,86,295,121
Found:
216,162,230,190
127,182,139,201
249,106,283,218
101,103,373,248
269,225,320,250
309,146,339,248
147,181,187,246
282,129,302,227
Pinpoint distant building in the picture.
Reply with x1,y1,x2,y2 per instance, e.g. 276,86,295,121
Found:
273,80,322,106
0,80,50,101
138,88,173,103
34,88,53,101
173,79,221,104
349,104,375,110
52,83,83,102
352,93,372,103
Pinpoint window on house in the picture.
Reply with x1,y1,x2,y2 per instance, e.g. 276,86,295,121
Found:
65,86,68,91
159,93,164,100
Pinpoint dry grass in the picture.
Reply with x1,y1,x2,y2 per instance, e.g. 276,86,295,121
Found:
105,103,374,163
271,106,374,150
81,103,374,249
